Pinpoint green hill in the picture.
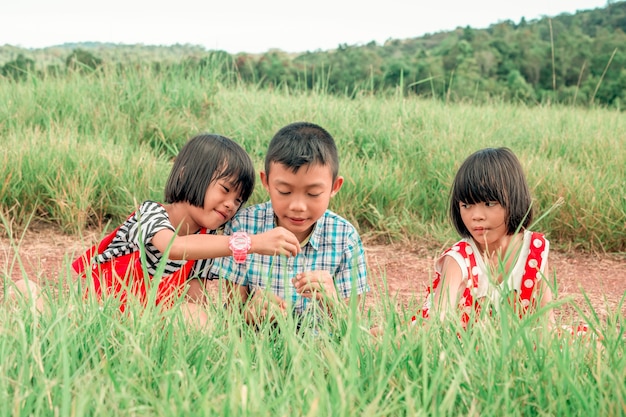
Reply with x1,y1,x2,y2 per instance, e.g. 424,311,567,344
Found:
1,1,625,107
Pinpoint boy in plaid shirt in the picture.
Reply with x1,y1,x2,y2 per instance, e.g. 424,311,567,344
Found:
210,121,369,325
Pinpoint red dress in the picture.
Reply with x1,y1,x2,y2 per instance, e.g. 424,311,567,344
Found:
71,207,204,312
417,231,548,327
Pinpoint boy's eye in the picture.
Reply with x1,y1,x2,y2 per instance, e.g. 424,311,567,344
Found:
308,193,322,197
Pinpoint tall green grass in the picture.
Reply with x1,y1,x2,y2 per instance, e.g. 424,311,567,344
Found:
1,260,624,416
2,64,625,416
1,65,625,251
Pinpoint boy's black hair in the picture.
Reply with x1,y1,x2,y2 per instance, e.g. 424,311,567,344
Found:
264,122,339,179
449,147,533,237
165,134,255,207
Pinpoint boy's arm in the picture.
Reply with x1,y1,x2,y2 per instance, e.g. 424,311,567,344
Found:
292,231,368,316
225,279,250,305
225,280,287,324
292,270,343,315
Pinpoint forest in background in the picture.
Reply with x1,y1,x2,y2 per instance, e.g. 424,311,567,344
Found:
1,1,625,107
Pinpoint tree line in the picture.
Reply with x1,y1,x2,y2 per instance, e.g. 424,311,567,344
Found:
2,1,625,108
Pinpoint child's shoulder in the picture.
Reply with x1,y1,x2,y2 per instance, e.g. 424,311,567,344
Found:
321,209,352,224
523,230,549,252
440,238,474,258
134,200,168,218
526,230,547,240
232,201,273,225
138,200,164,211
317,209,361,237
237,200,271,215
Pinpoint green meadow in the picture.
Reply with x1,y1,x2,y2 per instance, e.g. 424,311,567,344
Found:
1,64,625,415
1,65,624,251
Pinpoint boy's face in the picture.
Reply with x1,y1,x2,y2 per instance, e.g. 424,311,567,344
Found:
261,162,343,242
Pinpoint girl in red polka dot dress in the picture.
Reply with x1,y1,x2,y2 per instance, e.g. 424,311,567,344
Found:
417,147,555,329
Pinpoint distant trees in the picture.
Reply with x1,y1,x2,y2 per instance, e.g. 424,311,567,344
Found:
66,48,103,72
1,53,35,81
1,1,624,108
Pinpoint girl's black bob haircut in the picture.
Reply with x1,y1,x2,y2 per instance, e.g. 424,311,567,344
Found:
449,147,533,237
164,134,255,207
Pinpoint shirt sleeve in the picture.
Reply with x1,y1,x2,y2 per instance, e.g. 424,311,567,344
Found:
333,229,369,299
134,201,176,246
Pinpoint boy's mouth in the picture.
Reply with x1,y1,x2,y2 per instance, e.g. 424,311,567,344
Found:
287,217,307,226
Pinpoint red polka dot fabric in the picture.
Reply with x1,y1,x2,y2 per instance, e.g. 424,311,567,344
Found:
416,232,547,328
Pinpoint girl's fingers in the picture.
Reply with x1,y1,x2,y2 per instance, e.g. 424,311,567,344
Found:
286,241,300,256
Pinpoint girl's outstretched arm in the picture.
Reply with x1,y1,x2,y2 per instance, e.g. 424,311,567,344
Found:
151,227,300,261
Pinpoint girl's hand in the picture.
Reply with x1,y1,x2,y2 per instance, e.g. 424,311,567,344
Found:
250,227,300,257
292,271,337,301
244,289,288,324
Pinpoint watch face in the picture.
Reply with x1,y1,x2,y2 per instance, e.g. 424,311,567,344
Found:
231,236,248,249
230,232,250,263
228,233,250,263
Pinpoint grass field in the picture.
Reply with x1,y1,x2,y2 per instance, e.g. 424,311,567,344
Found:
1,65,625,415
1,65,624,251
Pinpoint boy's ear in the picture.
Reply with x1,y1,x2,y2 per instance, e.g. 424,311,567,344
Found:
330,176,344,197
260,171,270,192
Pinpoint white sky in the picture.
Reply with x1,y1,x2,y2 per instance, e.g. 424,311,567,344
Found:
0,0,610,54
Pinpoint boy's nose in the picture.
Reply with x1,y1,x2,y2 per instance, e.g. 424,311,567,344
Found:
289,197,306,211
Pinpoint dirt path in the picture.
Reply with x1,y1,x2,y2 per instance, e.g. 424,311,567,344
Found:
2,225,625,321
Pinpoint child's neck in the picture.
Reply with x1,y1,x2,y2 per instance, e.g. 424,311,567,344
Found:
478,233,524,279
476,233,521,258
165,203,199,235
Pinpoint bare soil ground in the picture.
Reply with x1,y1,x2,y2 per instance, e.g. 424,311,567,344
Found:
2,224,625,321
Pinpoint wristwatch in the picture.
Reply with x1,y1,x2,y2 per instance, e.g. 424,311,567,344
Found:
229,231,251,263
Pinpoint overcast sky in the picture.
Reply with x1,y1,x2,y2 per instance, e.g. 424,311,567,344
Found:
1,0,610,54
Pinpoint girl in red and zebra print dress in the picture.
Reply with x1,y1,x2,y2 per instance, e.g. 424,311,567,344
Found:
11,133,300,325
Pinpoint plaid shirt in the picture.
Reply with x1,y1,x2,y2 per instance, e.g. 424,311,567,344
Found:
209,201,369,315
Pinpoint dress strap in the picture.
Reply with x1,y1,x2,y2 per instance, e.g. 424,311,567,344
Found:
71,211,137,275
517,232,546,313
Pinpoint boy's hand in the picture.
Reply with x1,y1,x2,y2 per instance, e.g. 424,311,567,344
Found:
250,227,300,257
292,271,338,301
244,289,288,324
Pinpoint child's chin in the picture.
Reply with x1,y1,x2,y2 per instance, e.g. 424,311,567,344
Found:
206,220,226,230
278,223,307,237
